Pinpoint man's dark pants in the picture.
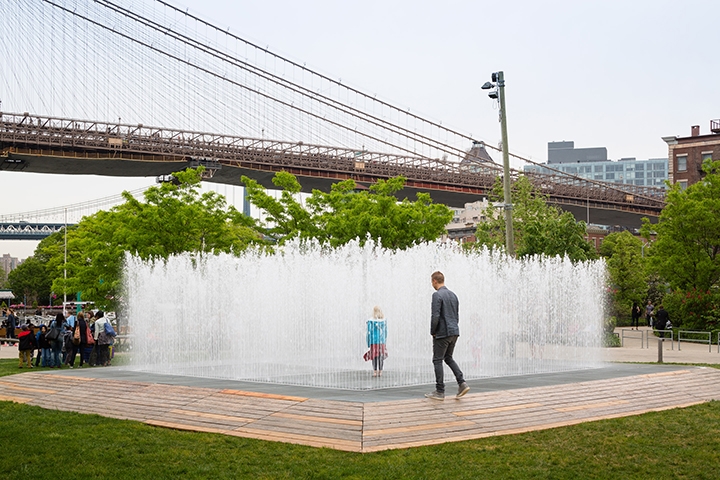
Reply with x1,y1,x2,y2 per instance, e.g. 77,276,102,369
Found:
432,335,465,393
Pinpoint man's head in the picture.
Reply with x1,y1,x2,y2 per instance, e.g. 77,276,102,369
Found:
431,271,445,291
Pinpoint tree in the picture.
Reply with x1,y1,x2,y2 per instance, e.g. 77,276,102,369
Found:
50,167,265,308
600,231,647,319
474,175,598,261
641,160,720,292
7,255,52,306
242,173,453,249
640,160,720,330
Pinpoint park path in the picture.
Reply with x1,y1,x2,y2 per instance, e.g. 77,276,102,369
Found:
1,367,720,452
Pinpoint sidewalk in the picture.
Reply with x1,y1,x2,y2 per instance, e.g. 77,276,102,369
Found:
606,326,719,364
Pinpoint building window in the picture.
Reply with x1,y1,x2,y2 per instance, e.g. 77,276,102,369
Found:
678,180,688,190
605,173,615,180
676,155,687,172
702,153,713,163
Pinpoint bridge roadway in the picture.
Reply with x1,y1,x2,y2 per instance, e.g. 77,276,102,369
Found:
0,222,67,240
0,113,665,227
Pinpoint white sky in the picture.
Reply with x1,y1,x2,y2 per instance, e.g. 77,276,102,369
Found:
2,0,719,259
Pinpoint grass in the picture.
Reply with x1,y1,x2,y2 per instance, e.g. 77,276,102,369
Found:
1,359,719,479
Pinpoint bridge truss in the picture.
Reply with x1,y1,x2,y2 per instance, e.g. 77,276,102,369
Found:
1,112,665,220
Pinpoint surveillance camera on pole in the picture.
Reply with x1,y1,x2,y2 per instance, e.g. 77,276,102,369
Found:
482,71,514,256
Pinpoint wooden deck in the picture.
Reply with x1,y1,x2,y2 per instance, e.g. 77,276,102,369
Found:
1,367,719,452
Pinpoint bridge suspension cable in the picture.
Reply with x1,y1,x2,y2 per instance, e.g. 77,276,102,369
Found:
0,185,152,225
0,0,666,210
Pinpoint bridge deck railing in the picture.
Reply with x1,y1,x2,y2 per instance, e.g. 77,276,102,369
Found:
1,112,667,212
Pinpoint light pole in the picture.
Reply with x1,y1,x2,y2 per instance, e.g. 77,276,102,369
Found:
64,208,67,315
482,71,514,256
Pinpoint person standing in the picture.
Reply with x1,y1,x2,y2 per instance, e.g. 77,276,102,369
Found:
645,300,654,328
94,311,113,366
38,325,52,367
655,305,671,338
17,324,37,368
48,313,64,368
363,306,388,377
6,308,17,340
631,302,642,330
76,313,93,367
425,271,469,401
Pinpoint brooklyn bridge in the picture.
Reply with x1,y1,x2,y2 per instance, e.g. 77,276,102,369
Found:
0,0,665,233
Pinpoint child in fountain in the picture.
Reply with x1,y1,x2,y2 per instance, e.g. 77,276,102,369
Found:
363,306,388,377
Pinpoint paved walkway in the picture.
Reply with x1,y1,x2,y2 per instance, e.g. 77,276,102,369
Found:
1,331,719,452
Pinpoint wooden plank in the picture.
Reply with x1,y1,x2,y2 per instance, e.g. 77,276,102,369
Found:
364,419,476,437
145,419,229,434
247,418,362,439
1,384,57,394
454,402,544,416
168,408,255,424
0,394,31,403
270,411,362,426
229,426,361,451
220,389,307,402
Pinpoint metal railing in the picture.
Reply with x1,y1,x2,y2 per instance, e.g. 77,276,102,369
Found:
621,328,645,348
647,330,674,350
678,330,712,352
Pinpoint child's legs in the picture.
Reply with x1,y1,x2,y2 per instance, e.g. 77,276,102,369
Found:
42,348,51,366
372,355,384,371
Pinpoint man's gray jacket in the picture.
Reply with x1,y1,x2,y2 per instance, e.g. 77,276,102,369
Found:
431,286,460,339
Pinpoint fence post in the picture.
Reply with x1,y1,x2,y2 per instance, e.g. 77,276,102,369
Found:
657,338,663,363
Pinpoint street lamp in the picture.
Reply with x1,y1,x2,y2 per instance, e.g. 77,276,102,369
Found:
482,71,514,256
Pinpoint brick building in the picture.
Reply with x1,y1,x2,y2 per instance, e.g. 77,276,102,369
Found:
662,120,720,188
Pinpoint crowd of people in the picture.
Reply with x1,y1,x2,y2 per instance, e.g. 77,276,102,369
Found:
8,310,117,369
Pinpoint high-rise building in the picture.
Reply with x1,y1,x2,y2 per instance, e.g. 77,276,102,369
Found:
524,141,668,188
1,254,21,277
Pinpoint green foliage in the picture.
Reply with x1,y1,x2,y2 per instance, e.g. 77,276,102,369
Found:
474,175,598,261
642,160,720,292
241,171,322,244
640,160,720,330
7,256,52,306
661,288,720,331
600,231,648,319
603,317,621,347
1,388,720,479
242,173,453,249
49,168,264,309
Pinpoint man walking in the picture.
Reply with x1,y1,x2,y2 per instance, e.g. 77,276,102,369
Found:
425,271,469,401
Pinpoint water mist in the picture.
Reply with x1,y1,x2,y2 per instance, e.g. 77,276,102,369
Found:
123,241,606,390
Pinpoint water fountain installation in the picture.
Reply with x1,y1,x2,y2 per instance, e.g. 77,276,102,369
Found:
124,241,606,390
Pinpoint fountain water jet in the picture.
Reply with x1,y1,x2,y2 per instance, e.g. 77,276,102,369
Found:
123,241,606,390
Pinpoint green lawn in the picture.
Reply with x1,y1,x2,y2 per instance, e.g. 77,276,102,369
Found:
1,359,719,479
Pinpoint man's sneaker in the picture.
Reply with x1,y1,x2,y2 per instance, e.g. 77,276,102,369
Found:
425,390,445,401
457,382,470,398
